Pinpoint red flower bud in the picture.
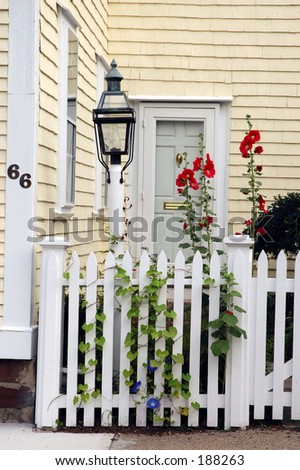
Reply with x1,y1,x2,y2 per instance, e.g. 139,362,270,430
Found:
254,146,264,155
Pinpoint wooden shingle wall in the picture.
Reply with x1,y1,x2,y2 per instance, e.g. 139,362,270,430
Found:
108,0,300,223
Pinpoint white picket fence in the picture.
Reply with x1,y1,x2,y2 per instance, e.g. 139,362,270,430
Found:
35,236,300,429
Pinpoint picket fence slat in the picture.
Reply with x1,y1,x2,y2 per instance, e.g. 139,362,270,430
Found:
136,250,150,426
273,251,287,420
188,251,203,427
66,251,80,427
207,251,221,427
154,251,168,426
253,251,269,419
292,252,300,418
101,251,115,426
118,252,132,426
229,249,247,427
83,252,98,426
36,243,300,430
171,250,185,426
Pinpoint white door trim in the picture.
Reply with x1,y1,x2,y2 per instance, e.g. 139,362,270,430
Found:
128,99,232,257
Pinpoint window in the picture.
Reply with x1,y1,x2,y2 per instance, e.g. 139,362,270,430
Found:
58,8,78,211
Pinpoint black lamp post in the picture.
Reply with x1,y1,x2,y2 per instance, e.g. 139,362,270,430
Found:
93,59,136,184
93,60,136,254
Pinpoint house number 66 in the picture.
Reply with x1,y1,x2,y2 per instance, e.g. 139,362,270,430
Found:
7,164,32,189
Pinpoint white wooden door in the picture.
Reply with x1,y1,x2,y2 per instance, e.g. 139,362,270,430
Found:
154,120,204,261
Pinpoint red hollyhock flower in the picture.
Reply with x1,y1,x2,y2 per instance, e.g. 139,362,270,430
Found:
256,165,263,172
257,227,266,235
254,146,264,155
183,221,188,230
245,219,252,226
176,169,199,190
239,135,253,157
258,195,268,213
248,129,261,143
226,310,234,315
193,157,202,172
190,179,200,190
176,168,195,187
198,216,214,227
203,153,215,178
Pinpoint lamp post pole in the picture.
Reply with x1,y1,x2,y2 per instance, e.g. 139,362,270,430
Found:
93,59,135,257
109,156,125,256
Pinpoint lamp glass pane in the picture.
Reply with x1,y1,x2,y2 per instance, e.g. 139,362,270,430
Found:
102,122,127,153
101,93,129,109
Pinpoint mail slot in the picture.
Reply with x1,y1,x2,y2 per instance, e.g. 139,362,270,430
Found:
164,202,186,211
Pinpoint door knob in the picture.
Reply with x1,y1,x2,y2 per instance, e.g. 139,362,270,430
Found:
176,153,183,167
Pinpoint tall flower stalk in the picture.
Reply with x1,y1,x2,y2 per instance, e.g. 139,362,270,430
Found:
175,136,247,368
176,135,219,269
239,115,268,240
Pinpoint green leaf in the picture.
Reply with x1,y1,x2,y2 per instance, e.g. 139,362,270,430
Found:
182,373,191,382
78,383,89,392
125,379,134,387
123,368,133,379
124,333,136,348
94,336,105,348
162,371,173,381
167,326,178,339
96,313,106,323
150,359,162,368
73,396,79,405
211,339,230,357
240,188,250,195
79,341,90,354
127,307,140,318
80,392,90,404
191,402,200,410
169,378,181,390
172,353,184,364
234,305,246,313
82,322,94,332
88,358,98,367
156,349,169,360
91,389,101,399
179,243,191,249
230,326,247,339
222,313,239,327
80,365,89,374
127,350,138,361
115,287,127,296
208,319,222,329
230,290,242,298
203,277,215,286
164,310,177,319
181,390,191,399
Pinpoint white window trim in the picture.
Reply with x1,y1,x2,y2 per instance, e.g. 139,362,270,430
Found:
93,55,109,217
55,6,79,216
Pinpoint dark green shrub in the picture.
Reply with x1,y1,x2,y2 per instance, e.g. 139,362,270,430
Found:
255,192,300,258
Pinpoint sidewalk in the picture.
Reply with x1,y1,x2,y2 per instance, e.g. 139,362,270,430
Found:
1,422,300,451
0,423,114,450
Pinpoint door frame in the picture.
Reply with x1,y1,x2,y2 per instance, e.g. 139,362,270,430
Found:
128,97,233,257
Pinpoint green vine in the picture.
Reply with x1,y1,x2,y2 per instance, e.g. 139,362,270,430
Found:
115,260,200,423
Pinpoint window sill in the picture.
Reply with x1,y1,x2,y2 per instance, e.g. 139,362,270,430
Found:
52,208,74,220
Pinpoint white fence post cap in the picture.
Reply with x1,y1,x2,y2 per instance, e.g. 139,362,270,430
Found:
223,235,254,248
38,236,70,249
